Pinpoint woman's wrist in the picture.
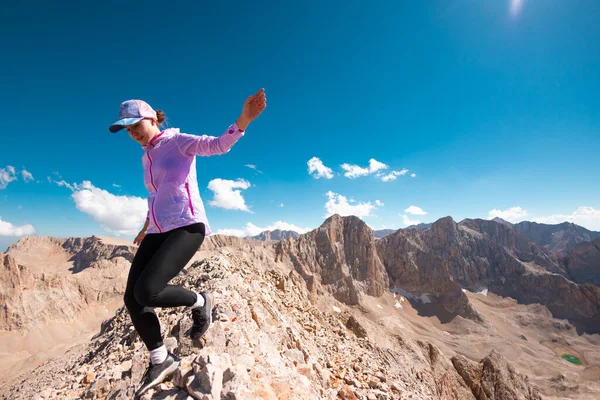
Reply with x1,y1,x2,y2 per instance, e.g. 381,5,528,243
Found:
236,115,251,131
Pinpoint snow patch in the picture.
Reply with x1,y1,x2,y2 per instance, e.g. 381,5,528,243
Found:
418,294,432,304
391,288,429,304
377,304,383,309
332,306,341,313
394,301,403,309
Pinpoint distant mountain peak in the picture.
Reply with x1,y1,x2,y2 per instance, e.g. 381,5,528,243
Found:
491,217,514,227
250,229,300,241
512,220,600,256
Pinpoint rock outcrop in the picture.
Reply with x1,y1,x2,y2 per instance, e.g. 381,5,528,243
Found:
563,238,600,286
376,227,482,323
275,215,388,305
452,350,543,400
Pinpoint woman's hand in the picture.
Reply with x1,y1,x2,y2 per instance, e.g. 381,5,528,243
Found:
133,230,146,246
237,88,266,130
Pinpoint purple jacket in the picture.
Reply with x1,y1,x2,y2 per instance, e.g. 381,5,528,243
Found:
141,122,245,235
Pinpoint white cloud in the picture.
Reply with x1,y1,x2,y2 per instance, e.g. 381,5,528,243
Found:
112,183,122,188
0,166,35,187
216,221,312,237
0,166,17,189
279,203,284,208
368,159,388,174
21,169,34,182
324,191,376,218
411,173,416,178
341,158,389,179
215,228,246,237
308,157,334,179
488,206,528,223
245,164,263,174
533,206,600,231
207,178,252,212
378,169,409,182
401,215,421,227
405,205,427,215
0,216,36,237
56,180,75,191
56,180,147,236
375,200,384,207
340,163,370,179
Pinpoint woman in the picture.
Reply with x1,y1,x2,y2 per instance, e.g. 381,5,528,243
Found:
108,89,266,397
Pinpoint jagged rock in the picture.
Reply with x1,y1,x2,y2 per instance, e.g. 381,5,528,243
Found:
82,372,95,384
451,350,543,400
164,336,179,353
275,214,389,305
418,341,474,399
87,378,110,397
345,316,367,338
376,224,482,323
337,385,359,399
173,317,201,357
563,238,600,286
221,365,252,400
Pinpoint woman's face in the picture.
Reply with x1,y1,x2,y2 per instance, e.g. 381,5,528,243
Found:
125,119,158,145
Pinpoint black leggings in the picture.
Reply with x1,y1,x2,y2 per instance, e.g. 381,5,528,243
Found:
123,222,205,351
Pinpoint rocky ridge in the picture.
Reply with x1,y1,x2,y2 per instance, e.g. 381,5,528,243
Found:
2,242,543,400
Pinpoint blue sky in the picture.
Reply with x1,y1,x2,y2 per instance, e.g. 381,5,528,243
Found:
1,0,599,250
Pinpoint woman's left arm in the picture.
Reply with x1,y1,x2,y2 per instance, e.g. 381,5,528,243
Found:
176,89,266,157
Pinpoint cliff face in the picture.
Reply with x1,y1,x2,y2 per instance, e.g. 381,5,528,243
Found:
376,227,482,323
1,236,136,332
275,215,388,305
563,238,600,286
392,217,600,334
512,221,600,257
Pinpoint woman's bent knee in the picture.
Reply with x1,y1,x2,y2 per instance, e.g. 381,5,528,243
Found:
123,290,138,310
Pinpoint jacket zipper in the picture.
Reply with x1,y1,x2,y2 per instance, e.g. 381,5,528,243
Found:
147,150,162,233
185,182,195,216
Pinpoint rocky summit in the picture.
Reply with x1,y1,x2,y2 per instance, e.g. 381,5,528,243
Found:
1,215,599,400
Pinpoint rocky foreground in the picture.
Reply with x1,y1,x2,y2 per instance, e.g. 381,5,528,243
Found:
2,243,542,399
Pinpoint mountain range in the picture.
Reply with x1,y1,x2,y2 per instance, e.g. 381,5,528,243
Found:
1,215,599,399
